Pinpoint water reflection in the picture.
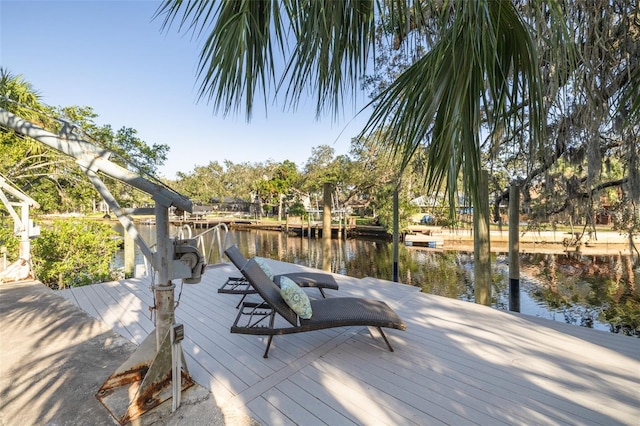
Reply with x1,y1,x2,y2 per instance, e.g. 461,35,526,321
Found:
515,252,639,337
118,226,640,337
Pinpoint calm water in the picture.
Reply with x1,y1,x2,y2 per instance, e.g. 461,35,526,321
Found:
117,225,640,338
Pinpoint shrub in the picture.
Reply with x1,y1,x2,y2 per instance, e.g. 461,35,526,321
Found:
0,223,19,264
31,219,121,289
288,202,307,219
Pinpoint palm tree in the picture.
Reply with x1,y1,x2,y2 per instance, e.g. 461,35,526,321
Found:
0,68,52,125
0,69,58,184
155,0,552,216
155,0,562,302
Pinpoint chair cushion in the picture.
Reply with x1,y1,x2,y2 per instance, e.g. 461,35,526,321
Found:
254,257,274,281
279,276,312,319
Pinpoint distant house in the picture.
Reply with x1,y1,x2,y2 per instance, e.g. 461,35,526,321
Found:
209,197,252,213
409,196,439,210
190,204,214,219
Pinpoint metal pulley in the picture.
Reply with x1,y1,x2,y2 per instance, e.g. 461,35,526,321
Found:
172,239,205,284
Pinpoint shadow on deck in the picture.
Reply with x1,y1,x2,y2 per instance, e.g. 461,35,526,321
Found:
3,259,639,425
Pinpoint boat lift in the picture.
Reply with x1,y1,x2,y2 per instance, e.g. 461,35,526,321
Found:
0,108,206,424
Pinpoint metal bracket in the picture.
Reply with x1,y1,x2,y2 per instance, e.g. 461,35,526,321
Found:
96,327,194,425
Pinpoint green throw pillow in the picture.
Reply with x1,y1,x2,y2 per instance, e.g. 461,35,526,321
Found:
279,276,312,319
254,256,274,281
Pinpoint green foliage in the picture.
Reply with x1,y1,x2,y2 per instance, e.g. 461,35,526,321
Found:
31,219,120,289
157,1,547,221
526,252,640,336
366,1,544,219
602,296,640,337
1,72,171,214
374,186,416,232
0,70,77,215
256,160,302,219
173,161,226,204
261,160,300,200
222,160,268,202
0,67,51,123
0,223,19,263
303,145,342,191
355,217,377,225
9,0,639,248
288,202,306,218
58,106,169,177
414,251,467,298
271,160,300,192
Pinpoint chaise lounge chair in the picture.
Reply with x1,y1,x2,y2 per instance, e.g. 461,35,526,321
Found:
219,245,339,307
230,257,407,358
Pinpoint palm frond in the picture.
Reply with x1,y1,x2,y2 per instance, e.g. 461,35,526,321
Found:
157,0,284,119
363,0,544,215
281,0,375,118
157,0,376,120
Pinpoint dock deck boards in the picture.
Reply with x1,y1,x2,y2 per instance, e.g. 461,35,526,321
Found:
58,260,640,425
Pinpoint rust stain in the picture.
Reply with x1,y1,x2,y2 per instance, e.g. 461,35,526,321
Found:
97,365,195,425
121,372,195,425
97,364,149,392
133,372,172,413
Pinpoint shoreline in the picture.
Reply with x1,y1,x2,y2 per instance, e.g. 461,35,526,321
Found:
439,239,634,256
409,226,637,256
42,215,639,256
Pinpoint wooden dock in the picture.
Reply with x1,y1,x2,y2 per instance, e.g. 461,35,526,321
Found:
163,216,384,238
59,260,640,425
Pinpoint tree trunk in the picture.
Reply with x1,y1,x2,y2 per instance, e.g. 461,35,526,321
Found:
474,169,492,306
322,183,332,272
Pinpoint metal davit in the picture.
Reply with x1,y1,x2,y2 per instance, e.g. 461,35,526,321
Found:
0,107,206,424
0,174,40,282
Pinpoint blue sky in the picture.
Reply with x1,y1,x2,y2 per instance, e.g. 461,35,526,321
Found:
1,1,371,179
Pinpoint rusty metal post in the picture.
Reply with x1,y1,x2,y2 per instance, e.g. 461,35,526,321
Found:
154,203,175,352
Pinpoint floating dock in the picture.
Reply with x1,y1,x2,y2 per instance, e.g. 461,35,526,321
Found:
404,233,445,248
